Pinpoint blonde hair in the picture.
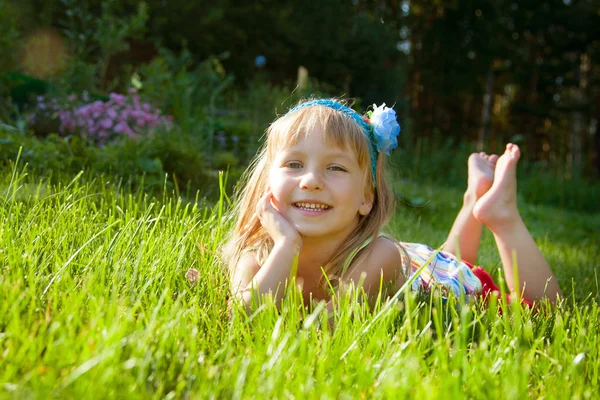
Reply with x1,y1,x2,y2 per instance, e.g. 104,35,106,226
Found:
223,98,398,289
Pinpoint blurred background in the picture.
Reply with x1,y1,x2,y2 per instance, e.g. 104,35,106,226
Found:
1,0,599,210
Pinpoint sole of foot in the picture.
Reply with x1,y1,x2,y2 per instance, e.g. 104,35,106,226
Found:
468,152,499,199
473,143,521,229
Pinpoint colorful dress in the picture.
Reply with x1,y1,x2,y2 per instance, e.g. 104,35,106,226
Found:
401,242,483,299
342,235,530,305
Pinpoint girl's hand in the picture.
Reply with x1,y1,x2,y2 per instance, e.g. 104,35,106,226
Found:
256,189,302,251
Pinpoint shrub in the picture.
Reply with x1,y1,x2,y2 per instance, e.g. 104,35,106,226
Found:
27,90,172,143
92,130,212,196
0,125,213,199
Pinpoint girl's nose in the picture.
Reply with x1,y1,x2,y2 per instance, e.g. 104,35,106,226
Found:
299,171,323,191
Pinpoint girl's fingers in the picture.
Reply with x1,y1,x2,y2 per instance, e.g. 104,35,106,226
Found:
262,191,274,211
256,191,270,219
256,190,276,222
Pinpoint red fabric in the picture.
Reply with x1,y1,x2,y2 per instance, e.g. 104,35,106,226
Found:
463,261,533,308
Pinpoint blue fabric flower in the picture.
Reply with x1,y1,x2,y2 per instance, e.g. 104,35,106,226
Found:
370,103,400,155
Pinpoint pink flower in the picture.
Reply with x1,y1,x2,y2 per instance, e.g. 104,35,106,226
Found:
120,109,131,120
114,121,135,137
52,90,169,142
132,94,141,111
106,107,118,119
114,121,126,133
109,93,126,105
100,118,113,129
91,102,104,119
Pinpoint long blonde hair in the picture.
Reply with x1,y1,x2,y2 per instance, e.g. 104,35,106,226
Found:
223,99,397,288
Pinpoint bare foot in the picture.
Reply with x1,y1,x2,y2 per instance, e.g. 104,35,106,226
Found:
468,152,499,199
473,144,521,230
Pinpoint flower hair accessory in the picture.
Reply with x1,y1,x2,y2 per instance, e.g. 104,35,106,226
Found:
366,103,400,156
286,99,401,185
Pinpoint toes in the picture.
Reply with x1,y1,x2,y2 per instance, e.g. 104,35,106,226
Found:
489,154,499,165
512,145,521,159
469,153,481,163
505,143,520,158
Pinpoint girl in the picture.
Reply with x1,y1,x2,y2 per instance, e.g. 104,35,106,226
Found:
224,98,562,311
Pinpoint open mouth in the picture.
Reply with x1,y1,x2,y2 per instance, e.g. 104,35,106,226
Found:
293,202,331,212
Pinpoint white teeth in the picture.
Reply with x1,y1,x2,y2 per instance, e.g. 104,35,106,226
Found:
295,202,329,210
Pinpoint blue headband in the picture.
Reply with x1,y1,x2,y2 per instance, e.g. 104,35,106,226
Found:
286,99,401,186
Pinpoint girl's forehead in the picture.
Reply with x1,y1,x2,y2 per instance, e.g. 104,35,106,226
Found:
267,106,371,166
272,122,356,151
272,134,361,163
277,130,350,150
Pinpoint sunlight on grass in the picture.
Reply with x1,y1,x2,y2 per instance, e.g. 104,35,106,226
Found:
0,163,598,398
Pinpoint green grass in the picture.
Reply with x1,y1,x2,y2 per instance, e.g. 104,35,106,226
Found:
1,159,599,399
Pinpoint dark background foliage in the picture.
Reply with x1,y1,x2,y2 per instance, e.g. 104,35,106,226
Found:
1,0,599,210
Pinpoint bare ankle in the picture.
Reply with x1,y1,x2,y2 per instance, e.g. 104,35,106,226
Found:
477,210,523,235
463,190,478,206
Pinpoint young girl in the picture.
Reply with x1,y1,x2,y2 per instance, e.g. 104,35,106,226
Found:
224,98,562,311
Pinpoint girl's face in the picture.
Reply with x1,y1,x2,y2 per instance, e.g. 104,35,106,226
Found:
268,127,373,241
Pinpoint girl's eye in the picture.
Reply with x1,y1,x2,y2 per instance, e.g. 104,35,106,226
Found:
328,165,347,172
286,162,303,169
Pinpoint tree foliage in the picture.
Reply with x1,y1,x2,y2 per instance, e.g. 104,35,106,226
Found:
5,0,600,176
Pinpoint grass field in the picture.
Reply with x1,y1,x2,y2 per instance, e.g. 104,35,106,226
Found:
1,157,599,399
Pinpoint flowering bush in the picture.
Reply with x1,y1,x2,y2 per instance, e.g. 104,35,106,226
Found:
28,89,172,144
25,96,63,136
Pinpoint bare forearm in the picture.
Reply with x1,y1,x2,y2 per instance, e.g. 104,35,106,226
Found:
242,241,299,307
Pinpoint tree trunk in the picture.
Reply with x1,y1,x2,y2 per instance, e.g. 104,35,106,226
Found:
595,91,600,177
568,53,590,178
568,99,584,178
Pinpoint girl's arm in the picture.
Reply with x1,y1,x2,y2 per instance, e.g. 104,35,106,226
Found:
230,189,302,313
341,236,406,303
231,240,300,313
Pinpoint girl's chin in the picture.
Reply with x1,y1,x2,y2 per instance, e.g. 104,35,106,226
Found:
294,224,344,240
293,224,322,237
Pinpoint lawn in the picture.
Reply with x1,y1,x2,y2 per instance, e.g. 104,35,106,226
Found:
1,159,598,399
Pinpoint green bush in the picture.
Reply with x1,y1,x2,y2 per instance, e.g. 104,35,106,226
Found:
137,48,233,143
0,127,216,199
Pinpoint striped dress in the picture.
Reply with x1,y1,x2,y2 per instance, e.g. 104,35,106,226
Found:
341,236,488,300
401,242,483,299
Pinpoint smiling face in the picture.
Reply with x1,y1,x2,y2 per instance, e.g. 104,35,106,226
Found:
268,125,373,241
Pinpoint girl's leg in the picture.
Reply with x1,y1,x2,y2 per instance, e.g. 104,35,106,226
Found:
473,144,562,303
444,153,498,264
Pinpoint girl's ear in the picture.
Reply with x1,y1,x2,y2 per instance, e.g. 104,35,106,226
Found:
359,202,373,216
359,192,374,216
